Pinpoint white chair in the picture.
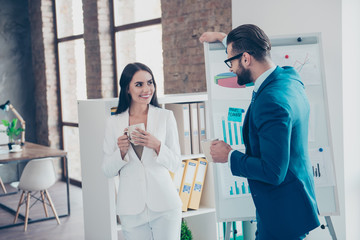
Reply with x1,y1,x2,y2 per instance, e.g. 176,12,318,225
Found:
0,164,7,193
13,158,61,231
0,177,6,193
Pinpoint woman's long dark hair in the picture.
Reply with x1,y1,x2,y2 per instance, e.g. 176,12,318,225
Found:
115,62,160,114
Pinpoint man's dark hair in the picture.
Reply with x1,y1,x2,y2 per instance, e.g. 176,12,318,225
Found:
227,24,271,61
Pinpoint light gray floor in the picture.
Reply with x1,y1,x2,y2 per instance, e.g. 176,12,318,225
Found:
0,181,124,240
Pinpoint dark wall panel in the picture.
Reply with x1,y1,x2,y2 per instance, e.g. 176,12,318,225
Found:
0,0,36,143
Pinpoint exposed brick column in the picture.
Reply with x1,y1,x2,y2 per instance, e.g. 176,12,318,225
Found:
83,0,114,99
161,0,232,94
28,0,60,148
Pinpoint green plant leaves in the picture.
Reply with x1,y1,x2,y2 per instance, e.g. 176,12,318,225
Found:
1,119,10,127
1,118,24,142
181,220,193,240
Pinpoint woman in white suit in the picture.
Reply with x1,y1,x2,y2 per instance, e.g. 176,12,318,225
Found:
102,62,182,240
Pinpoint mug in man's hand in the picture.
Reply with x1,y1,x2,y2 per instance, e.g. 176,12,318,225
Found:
200,138,218,162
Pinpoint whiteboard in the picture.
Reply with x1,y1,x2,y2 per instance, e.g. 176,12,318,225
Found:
203,33,339,223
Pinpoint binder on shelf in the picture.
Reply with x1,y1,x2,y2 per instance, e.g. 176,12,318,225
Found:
171,161,186,193
179,159,198,211
165,103,191,155
189,103,200,154
188,158,208,210
197,102,206,152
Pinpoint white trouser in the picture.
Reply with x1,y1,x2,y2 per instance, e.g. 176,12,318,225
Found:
120,206,182,240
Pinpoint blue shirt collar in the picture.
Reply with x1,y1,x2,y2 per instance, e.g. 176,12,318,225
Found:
253,66,276,92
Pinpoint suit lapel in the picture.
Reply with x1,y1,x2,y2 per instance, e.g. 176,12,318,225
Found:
140,105,156,162
121,110,139,161
255,66,282,101
243,67,282,155
243,104,251,155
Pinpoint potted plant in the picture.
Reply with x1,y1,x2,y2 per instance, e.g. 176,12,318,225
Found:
181,220,193,240
1,118,24,150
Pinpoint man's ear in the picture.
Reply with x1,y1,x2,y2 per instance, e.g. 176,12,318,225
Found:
243,52,251,66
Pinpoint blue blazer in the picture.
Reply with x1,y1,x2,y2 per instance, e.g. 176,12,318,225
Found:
230,66,320,238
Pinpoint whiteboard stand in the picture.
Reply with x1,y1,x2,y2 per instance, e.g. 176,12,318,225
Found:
225,217,337,240
321,216,337,240
204,34,340,240
225,222,231,240
225,221,256,240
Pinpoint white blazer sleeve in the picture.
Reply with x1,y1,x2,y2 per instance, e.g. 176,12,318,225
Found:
102,117,128,178
155,111,181,173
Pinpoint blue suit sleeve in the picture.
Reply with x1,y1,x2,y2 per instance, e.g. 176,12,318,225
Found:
230,100,292,185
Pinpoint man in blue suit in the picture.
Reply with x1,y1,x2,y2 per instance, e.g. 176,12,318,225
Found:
205,24,320,239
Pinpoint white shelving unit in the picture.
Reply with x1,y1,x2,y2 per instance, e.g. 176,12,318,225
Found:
158,92,210,105
78,93,217,240
160,93,217,239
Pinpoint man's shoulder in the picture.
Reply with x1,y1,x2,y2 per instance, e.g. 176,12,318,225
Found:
276,66,301,82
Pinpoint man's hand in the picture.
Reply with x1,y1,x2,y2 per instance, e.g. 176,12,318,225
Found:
210,140,232,163
199,32,227,43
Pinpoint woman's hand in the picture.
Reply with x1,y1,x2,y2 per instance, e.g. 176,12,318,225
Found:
117,129,130,159
131,128,161,154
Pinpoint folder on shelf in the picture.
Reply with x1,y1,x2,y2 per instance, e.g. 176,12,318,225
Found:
110,107,117,115
179,159,198,211
189,103,200,154
171,161,186,193
165,103,191,155
188,158,208,210
197,102,206,152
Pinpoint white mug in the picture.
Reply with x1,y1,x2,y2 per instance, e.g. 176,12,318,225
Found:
125,123,145,145
200,138,218,162
12,144,21,151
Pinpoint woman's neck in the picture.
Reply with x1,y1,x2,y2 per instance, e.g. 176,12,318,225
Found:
129,103,149,116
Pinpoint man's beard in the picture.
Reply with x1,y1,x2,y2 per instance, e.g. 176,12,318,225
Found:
236,62,253,86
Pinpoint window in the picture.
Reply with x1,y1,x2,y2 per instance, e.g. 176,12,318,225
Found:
52,0,164,185
112,0,164,96
54,0,85,184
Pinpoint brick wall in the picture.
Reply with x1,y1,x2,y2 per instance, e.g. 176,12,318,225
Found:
28,0,60,148
161,0,232,94
27,0,230,148
83,0,115,99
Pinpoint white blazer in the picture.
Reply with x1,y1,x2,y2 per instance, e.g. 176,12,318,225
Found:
102,105,182,215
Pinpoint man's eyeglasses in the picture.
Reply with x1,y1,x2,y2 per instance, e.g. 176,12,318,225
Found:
224,52,245,68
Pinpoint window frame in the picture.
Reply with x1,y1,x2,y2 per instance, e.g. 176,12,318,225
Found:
110,0,162,95
51,0,163,187
52,0,84,187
